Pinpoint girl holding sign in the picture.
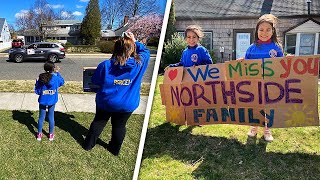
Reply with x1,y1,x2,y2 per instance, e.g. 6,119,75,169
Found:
165,25,213,69
240,14,284,142
83,32,150,155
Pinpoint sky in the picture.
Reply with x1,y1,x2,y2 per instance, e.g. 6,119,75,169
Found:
0,0,167,29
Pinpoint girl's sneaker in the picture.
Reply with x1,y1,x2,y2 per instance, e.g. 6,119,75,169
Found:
49,133,55,141
264,128,274,142
36,133,42,141
247,126,258,137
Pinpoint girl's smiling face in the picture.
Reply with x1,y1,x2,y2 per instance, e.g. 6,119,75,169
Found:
257,22,273,42
186,31,199,47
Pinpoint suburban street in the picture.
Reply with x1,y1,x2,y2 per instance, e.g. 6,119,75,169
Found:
0,55,156,83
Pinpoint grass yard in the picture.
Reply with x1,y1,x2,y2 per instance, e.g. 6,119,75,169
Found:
0,80,150,96
139,76,320,179
0,110,144,179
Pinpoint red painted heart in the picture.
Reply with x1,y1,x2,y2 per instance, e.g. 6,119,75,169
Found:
168,69,178,81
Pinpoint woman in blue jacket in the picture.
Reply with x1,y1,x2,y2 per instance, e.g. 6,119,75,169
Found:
35,61,65,141
83,32,150,155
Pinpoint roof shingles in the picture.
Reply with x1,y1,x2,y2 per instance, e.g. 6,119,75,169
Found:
175,0,320,19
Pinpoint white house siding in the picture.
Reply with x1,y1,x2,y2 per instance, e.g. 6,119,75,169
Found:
175,17,320,62
0,19,11,50
287,20,320,34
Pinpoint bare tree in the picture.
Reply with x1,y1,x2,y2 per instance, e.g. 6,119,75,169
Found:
15,7,36,32
124,0,160,17
8,24,17,39
101,0,125,29
15,0,59,39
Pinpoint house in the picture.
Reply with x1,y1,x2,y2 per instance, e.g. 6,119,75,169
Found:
22,29,42,45
41,20,82,45
174,0,320,62
101,16,130,40
0,18,11,50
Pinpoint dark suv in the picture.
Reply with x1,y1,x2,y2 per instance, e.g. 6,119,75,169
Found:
12,39,24,48
8,42,65,63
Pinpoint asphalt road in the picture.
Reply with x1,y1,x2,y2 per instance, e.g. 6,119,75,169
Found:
0,55,156,83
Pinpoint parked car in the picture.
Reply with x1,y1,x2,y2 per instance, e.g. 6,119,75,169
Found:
8,42,65,63
11,39,24,48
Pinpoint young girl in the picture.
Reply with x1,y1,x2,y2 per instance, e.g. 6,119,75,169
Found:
166,25,213,69
35,61,65,141
83,32,150,156
243,14,284,142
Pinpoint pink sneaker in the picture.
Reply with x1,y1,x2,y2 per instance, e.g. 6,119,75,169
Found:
247,126,258,137
37,133,42,141
49,133,55,141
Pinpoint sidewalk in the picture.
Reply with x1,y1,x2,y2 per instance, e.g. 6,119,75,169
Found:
0,92,148,114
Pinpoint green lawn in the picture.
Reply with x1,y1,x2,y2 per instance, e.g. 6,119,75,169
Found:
0,80,150,96
139,76,320,179
0,110,144,179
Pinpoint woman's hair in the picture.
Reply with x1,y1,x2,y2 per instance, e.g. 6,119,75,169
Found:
111,35,140,66
254,14,283,50
184,25,204,40
39,61,54,85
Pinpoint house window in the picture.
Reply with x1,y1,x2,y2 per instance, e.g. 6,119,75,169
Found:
177,31,213,50
299,34,315,55
60,26,67,29
286,34,296,55
285,33,319,55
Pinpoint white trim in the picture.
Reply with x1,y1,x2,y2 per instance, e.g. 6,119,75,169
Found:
203,31,213,50
295,33,300,56
314,33,319,54
132,0,172,179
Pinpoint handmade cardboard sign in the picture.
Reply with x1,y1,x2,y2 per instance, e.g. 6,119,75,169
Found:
160,55,320,128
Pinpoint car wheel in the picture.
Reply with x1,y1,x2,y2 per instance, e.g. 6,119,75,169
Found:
48,54,58,63
14,54,23,63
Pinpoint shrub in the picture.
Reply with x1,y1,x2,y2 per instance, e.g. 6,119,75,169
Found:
209,49,217,64
65,41,73,46
147,36,159,47
64,45,99,53
161,33,187,68
98,40,115,53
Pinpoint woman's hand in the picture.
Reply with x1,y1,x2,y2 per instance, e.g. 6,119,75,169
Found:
286,53,294,57
54,66,60,72
127,32,136,42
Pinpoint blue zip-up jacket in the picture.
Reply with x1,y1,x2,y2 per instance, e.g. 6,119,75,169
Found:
245,42,283,60
35,72,65,106
169,44,212,67
92,41,150,112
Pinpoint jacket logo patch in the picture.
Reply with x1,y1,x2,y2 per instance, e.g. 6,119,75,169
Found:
191,54,198,62
269,49,277,58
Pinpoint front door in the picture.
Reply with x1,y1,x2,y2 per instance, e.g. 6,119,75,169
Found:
233,29,254,60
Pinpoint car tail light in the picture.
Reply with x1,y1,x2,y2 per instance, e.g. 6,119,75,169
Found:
60,47,65,52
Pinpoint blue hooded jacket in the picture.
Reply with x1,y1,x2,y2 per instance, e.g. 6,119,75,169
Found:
92,41,150,112
169,44,212,67
35,72,65,106
245,42,283,60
